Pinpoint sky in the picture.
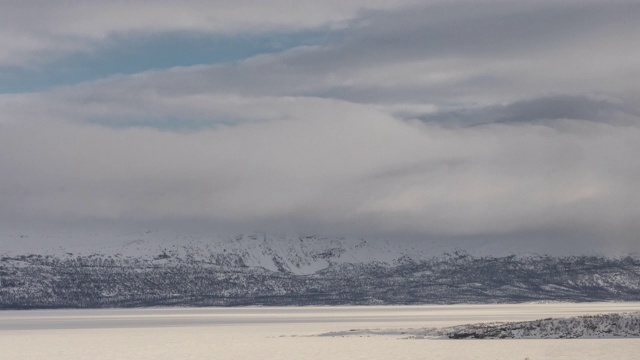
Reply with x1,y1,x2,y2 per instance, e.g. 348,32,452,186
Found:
1,0,640,252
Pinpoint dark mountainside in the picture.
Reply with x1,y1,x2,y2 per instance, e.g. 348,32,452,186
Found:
2,245,640,309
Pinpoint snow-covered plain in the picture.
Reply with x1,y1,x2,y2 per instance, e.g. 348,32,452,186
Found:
1,303,639,359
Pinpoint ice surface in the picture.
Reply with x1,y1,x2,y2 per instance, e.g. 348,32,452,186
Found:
1,303,639,359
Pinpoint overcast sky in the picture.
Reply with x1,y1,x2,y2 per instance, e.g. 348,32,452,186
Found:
1,1,639,251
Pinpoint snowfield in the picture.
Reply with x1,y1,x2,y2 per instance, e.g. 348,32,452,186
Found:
1,303,639,360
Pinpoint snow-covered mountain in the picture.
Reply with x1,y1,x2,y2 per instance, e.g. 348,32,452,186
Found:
2,230,633,275
2,231,454,275
2,231,640,309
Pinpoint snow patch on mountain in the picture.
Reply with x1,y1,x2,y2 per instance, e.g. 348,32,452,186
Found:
0,231,465,275
2,230,635,275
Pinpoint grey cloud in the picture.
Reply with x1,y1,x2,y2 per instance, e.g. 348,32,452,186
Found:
344,2,640,58
4,1,633,113
37,0,637,111
259,1,640,99
0,0,424,66
2,1,640,254
416,95,639,127
2,116,640,250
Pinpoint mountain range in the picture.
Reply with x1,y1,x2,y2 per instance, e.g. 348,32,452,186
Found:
2,232,640,309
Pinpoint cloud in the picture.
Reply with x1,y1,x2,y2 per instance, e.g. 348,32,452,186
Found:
1,1,640,253
0,30,339,93
2,109,640,248
0,2,640,121
0,0,423,67
416,95,640,127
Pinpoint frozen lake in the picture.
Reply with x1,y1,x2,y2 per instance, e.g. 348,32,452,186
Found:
2,302,639,359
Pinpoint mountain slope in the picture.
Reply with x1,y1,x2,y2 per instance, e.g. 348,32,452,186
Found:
2,233,640,309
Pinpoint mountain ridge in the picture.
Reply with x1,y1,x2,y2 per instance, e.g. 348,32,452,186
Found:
2,232,640,309
2,231,635,275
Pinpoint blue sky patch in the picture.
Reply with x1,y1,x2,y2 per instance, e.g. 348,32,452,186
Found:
0,30,340,94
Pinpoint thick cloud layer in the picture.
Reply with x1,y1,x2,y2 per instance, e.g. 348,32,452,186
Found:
1,1,639,252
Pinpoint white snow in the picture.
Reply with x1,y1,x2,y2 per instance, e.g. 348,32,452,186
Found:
3,230,637,275
1,302,639,360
